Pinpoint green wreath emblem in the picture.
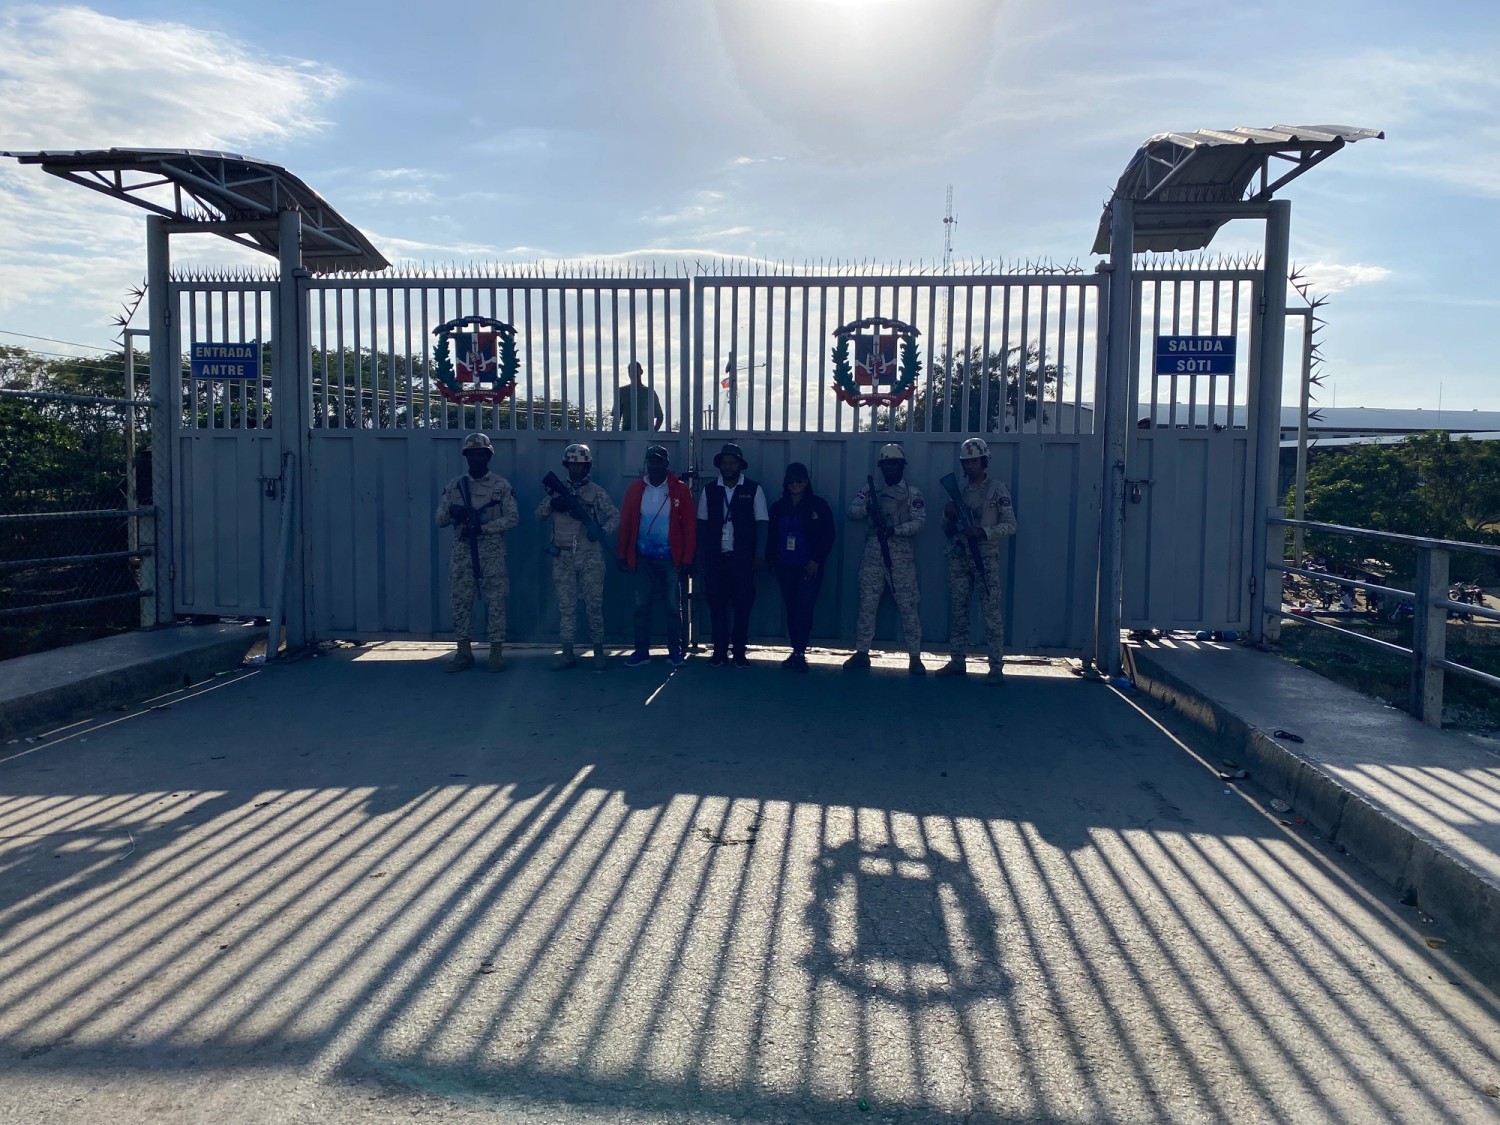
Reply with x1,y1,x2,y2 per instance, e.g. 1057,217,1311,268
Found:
831,317,920,408
431,315,519,404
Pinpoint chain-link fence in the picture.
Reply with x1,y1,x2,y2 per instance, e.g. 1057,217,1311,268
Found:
0,373,154,661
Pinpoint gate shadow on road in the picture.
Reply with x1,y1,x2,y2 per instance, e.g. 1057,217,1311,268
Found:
1,643,1498,1121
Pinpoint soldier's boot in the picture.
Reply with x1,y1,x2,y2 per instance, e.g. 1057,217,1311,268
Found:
843,650,871,670
446,640,474,673
552,643,576,671
985,661,1006,686
908,654,927,677
592,644,608,672
487,643,505,673
935,655,967,677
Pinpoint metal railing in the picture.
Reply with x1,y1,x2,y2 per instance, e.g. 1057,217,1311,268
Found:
1268,516,1500,727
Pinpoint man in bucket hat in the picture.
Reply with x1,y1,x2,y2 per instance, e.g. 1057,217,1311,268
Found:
696,442,768,667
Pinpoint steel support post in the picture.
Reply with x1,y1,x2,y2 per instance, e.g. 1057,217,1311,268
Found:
145,217,174,626
272,208,310,653
1250,200,1291,644
1411,546,1449,727
1095,197,1134,675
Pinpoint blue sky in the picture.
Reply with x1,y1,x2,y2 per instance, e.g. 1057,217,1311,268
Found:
1,0,1496,408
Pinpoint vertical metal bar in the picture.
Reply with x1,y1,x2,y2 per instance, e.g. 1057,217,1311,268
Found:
593,288,604,433
523,286,535,430
1227,281,1241,425
677,281,689,446
798,285,810,433
1186,278,1201,428
943,281,956,432
710,285,723,432
850,283,864,433
1096,198,1134,675
316,288,328,426
746,285,757,432
1072,284,1087,433
574,288,587,431
663,288,675,435
1293,310,1313,566
419,288,431,426
762,282,774,432
609,289,621,432
1207,280,1222,427
351,286,364,427
1168,279,1182,428
645,287,656,433
921,282,936,431
541,284,553,429
1016,285,1031,433
1411,546,1449,727
978,284,994,433
1251,200,1292,644
729,286,740,431
693,279,706,445
834,285,846,433
1148,280,1162,429
816,286,828,434
903,282,918,434
781,284,792,432
961,283,975,432
1037,283,1052,433
187,291,200,427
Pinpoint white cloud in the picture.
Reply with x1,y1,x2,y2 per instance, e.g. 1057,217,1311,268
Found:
0,5,345,333
1295,261,1393,295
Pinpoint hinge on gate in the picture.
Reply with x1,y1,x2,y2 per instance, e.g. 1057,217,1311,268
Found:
1249,575,1257,595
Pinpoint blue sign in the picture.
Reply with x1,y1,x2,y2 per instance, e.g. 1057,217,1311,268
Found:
190,341,261,380
1154,335,1236,375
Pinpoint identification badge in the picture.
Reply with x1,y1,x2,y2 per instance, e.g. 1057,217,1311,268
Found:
785,534,797,552
721,523,734,551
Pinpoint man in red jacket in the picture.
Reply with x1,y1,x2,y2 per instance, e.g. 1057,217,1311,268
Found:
617,445,697,666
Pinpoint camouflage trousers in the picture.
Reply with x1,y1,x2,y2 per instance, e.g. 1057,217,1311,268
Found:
552,546,606,646
854,540,922,656
948,544,1004,663
450,534,508,642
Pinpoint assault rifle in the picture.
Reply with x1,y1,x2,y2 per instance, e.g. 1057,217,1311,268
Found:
865,475,895,588
542,471,606,545
456,476,483,585
939,472,989,597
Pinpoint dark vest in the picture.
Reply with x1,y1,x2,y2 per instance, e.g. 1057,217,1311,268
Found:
704,478,761,559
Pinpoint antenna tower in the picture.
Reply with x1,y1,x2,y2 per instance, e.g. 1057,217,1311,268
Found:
942,185,956,272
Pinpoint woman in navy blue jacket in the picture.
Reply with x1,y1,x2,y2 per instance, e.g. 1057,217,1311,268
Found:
765,462,836,672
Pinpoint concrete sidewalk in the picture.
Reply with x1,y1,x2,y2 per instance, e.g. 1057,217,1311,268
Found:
1128,636,1500,975
0,623,257,740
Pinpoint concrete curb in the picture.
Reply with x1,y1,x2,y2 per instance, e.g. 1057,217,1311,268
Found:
0,624,257,740
1126,643,1500,976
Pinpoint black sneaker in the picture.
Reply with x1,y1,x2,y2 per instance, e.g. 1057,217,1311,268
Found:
708,652,728,668
780,654,798,669
793,655,811,674
732,653,751,669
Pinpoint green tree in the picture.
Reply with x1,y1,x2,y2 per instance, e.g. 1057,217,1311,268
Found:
877,344,1062,433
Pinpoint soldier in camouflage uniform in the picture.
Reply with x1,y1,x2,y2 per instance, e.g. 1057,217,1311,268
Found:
536,443,620,671
937,437,1017,684
845,443,927,675
436,432,520,672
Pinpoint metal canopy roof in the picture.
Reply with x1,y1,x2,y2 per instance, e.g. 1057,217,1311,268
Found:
2,148,389,273
1092,125,1384,254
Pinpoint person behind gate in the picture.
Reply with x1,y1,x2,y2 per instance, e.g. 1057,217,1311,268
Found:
765,462,834,673
937,436,1016,684
614,360,664,432
436,432,520,673
536,443,620,672
697,442,767,668
845,442,927,676
617,444,696,667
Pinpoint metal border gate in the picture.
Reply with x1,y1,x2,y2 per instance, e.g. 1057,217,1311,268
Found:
162,259,1281,660
691,270,1107,656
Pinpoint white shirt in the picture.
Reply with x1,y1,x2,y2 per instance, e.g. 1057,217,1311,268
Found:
637,478,672,558
696,473,768,551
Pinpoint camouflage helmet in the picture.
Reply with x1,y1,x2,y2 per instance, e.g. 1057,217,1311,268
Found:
959,437,990,460
462,432,493,451
877,442,907,464
562,443,592,464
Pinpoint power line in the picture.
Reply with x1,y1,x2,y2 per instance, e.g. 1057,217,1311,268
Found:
0,328,126,353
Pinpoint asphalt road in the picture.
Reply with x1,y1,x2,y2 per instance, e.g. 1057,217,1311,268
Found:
1,643,1498,1123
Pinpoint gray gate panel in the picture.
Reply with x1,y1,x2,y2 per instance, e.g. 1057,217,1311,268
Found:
309,430,692,643
1121,272,1261,633
174,431,276,615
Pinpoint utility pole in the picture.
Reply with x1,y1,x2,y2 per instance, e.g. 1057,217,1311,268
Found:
942,185,956,273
